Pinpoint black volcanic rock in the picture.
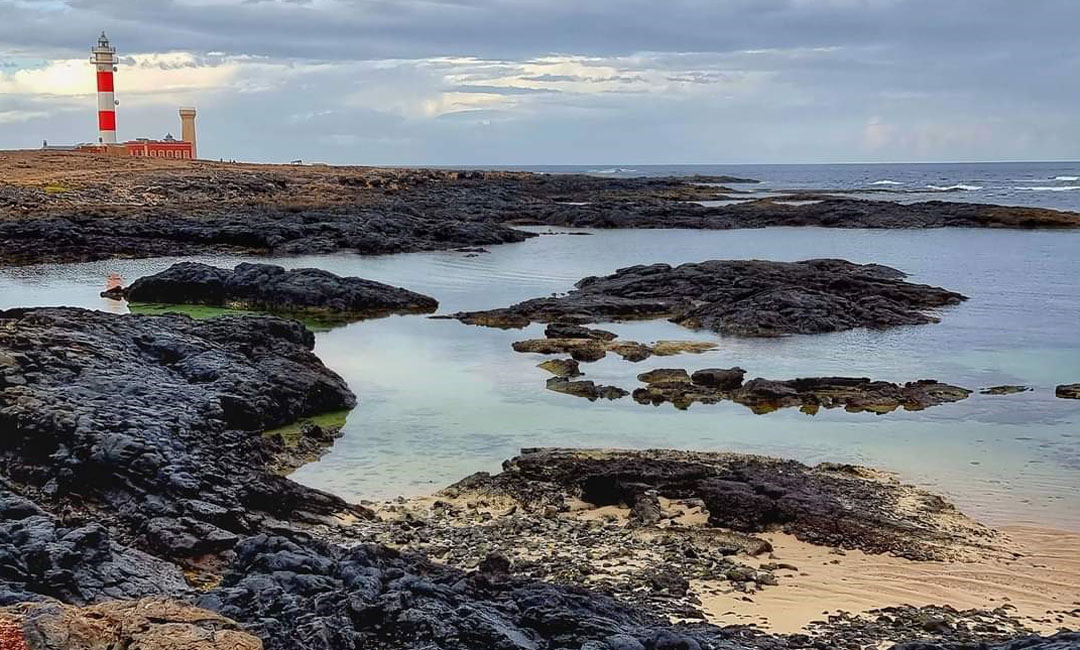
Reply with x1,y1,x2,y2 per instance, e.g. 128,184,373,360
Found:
3,161,1079,268
451,448,998,561
544,323,618,341
633,373,972,413
453,259,967,336
546,377,629,401
110,262,438,317
0,307,363,573
691,367,746,390
0,481,191,606
0,204,536,267
1056,383,1080,399
523,196,1080,231
197,533,734,650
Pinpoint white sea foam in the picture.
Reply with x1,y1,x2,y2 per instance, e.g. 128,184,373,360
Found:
1014,185,1080,192
926,184,983,191
1053,175,1079,182
870,180,903,186
588,167,640,174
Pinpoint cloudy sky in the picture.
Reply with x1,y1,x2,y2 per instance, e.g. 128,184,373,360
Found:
0,0,1077,164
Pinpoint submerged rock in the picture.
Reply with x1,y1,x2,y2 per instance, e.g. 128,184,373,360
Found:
452,259,967,336
980,385,1032,395
106,262,438,318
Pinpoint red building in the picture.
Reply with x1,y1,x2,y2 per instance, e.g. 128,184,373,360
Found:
78,135,194,159
123,135,194,159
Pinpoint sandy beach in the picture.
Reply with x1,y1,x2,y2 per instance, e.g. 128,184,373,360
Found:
706,526,1080,634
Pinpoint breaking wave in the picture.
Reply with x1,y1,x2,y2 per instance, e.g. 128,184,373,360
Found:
1014,186,1080,192
588,167,640,174
870,180,904,186
926,184,983,192
1053,175,1079,182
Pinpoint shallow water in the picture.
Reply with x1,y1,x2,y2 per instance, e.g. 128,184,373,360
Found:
2,226,1078,530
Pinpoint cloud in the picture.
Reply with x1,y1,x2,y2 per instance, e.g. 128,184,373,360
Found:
0,0,1076,162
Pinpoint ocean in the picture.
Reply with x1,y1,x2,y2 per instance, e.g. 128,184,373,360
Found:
486,161,1080,212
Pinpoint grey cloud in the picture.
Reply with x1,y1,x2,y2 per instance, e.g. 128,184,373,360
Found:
519,74,581,82
0,0,1077,163
0,0,1072,62
450,85,558,95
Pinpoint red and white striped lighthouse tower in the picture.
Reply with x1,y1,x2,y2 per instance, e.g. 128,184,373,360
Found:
90,32,118,144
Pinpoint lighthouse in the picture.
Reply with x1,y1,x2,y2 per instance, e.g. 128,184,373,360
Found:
69,32,198,158
90,32,118,145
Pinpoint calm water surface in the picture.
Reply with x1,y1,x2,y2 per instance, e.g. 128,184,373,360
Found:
2,226,1078,530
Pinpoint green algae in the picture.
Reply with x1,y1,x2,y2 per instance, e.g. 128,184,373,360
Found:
262,409,352,447
127,302,337,331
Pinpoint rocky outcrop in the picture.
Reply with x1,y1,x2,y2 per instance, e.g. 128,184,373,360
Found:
0,308,363,587
1056,383,1080,399
546,377,628,401
523,196,1080,231
981,385,1032,395
450,448,999,561
544,323,617,341
453,259,967,336
0,205,534,267
537,358,581,378
2,151,1077,266
197,533,729,650
633,370,972,413
106,262,438,318
1,598,262,650
690,367,746,390
0,481,191,606
512,337,716,362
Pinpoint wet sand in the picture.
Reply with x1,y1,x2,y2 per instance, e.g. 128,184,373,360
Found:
704,526,1080,634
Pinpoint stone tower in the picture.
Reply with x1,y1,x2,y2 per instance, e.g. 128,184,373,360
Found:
179,107,197,159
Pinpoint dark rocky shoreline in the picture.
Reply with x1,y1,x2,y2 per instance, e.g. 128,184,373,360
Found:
2,154,1079,266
